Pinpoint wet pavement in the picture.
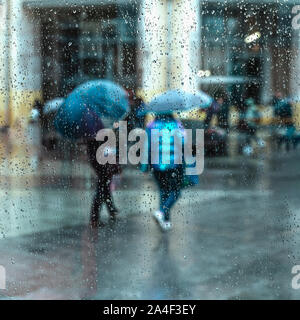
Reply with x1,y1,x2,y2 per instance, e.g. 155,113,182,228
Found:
1,132,300,299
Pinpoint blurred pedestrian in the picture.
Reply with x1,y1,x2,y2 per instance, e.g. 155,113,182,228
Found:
272,91,293,123
54,80,129,227
204,95,224,129
140,113,185,231
87,135,121,227
276,123,296,152
243,98,264,155
216,91,230,130
272,91,295,152
124,89,146,131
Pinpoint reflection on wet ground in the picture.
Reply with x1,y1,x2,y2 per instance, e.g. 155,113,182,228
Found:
0,129,300,299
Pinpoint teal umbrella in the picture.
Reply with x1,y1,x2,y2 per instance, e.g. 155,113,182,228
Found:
54,79,129,139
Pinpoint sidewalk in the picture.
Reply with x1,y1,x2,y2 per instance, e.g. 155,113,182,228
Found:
1,150,300,299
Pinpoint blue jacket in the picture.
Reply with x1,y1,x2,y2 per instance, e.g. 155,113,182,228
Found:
141,118,185,172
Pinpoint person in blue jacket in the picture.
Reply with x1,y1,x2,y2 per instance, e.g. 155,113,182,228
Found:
141,113,185,231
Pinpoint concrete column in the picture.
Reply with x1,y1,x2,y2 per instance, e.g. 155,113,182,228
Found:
0,1,9,127
139,0,168,101
291,22,300,129
1,0,43,171
169,0,201,93
291,35,300,100
139,0,201,101
9,0,42,127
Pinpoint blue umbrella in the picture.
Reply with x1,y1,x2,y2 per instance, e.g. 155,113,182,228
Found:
139,89,212,115
54,79,129,139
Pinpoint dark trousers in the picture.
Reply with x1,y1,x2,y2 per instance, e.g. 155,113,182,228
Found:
153,166,184,221
87,140,117,221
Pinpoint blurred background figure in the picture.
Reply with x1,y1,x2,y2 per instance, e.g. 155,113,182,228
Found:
203,90,228,156
40,98,65,153
216,91,230,131
242,97,264,156
124,89,146,131
31,99,43,122
272,91,293,123
272,91,296,152
204,94,224,129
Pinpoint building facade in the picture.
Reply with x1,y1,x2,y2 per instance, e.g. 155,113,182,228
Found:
0,0,299,128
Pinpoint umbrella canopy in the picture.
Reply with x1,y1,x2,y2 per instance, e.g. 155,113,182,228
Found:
71,79,129,120
54,79,129,139
139,89,212,115
43,98,65,115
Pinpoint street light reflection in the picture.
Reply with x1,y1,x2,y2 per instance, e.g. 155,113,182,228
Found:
245,31,261,44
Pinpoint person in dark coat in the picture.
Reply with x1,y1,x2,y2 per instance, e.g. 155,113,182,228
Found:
87,135,121,227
